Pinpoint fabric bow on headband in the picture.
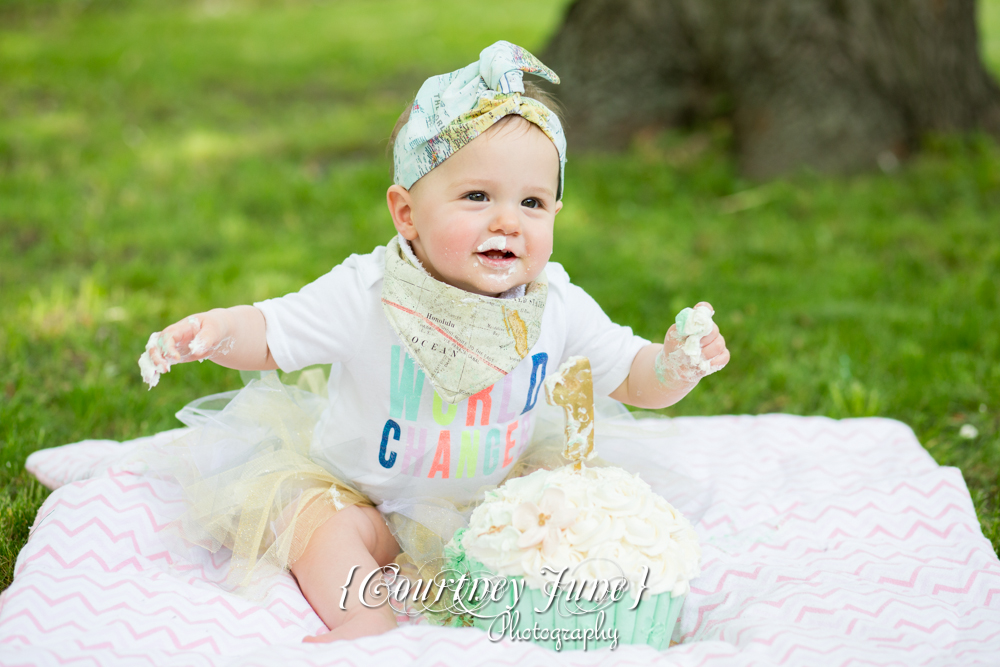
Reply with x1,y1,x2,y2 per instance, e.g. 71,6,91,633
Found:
393,40,567,199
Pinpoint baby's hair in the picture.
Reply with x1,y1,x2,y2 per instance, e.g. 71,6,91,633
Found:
387,80,564,157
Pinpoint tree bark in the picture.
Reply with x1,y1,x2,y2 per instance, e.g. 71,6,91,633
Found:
542,0,1000,179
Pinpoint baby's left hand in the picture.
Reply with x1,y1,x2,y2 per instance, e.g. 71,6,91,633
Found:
613,301,730,408
660,301,730,384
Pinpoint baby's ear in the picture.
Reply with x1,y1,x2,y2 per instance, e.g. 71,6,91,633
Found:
386,185,417,239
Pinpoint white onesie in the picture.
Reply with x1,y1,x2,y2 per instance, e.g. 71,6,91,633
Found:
253,243,649,508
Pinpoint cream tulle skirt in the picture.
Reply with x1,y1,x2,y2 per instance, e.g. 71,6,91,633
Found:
133,367,704,606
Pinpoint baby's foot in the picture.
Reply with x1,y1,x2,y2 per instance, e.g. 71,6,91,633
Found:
302,607,397,643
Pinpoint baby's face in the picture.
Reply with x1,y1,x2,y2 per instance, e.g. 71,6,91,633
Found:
389,117,562,297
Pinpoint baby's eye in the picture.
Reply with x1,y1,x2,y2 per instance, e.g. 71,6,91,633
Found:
521,198,541,209
465,192,487,202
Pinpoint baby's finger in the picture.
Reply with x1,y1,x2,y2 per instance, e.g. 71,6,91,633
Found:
180,324,204,360
709,348,730,371
160,317,199,360
159,331,182,362
699,323,721,348
695,301,715,315
702,334,726,361
144,332,170,372
188,315,234,361
146,346,165,373
188,316,220,360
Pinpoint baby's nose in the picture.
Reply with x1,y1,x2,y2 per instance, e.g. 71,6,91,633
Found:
489,204,521,233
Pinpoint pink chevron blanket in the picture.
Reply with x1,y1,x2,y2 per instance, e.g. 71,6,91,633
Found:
3,415,999,666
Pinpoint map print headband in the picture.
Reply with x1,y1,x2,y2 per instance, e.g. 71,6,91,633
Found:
393,40,567,200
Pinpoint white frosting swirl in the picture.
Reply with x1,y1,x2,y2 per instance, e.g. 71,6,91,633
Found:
461,465,700,596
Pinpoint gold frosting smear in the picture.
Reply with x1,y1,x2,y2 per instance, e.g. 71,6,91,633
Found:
543,356,596,469
503,306,530,358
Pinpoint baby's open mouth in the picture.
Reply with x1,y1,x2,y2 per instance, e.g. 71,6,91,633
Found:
479,250,516,260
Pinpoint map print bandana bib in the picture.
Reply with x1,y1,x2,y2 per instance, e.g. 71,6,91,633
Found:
380,236,547,405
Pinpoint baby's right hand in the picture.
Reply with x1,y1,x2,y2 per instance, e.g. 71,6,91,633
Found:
137,311,233,389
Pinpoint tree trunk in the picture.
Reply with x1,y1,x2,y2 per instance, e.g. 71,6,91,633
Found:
542,0,1000,179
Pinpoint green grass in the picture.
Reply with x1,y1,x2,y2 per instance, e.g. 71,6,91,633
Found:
2,0,999,591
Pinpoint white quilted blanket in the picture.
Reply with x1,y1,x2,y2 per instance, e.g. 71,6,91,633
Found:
2,415,999,666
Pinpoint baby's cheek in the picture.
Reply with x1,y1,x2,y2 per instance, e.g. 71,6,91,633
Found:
440,244,466,269
529,245,553,273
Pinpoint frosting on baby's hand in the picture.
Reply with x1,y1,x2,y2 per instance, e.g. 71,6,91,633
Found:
138,331,171,389
654,304,719,385
137,316,234,390
675,305,715,374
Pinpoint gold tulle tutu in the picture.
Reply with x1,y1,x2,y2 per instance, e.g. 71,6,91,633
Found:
133,367,598,595
133,370,369,591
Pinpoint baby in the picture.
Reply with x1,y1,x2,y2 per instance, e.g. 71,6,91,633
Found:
138,41,728,642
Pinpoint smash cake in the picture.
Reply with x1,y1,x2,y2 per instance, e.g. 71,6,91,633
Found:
440,356,701,651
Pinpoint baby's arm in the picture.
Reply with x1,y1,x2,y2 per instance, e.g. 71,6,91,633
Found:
609,301,729,409
139,305,278,388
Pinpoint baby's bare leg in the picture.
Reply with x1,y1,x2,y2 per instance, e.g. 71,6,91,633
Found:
292,504,401,642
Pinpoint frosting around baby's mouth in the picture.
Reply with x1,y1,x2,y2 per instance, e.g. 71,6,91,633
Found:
477,236,508,253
